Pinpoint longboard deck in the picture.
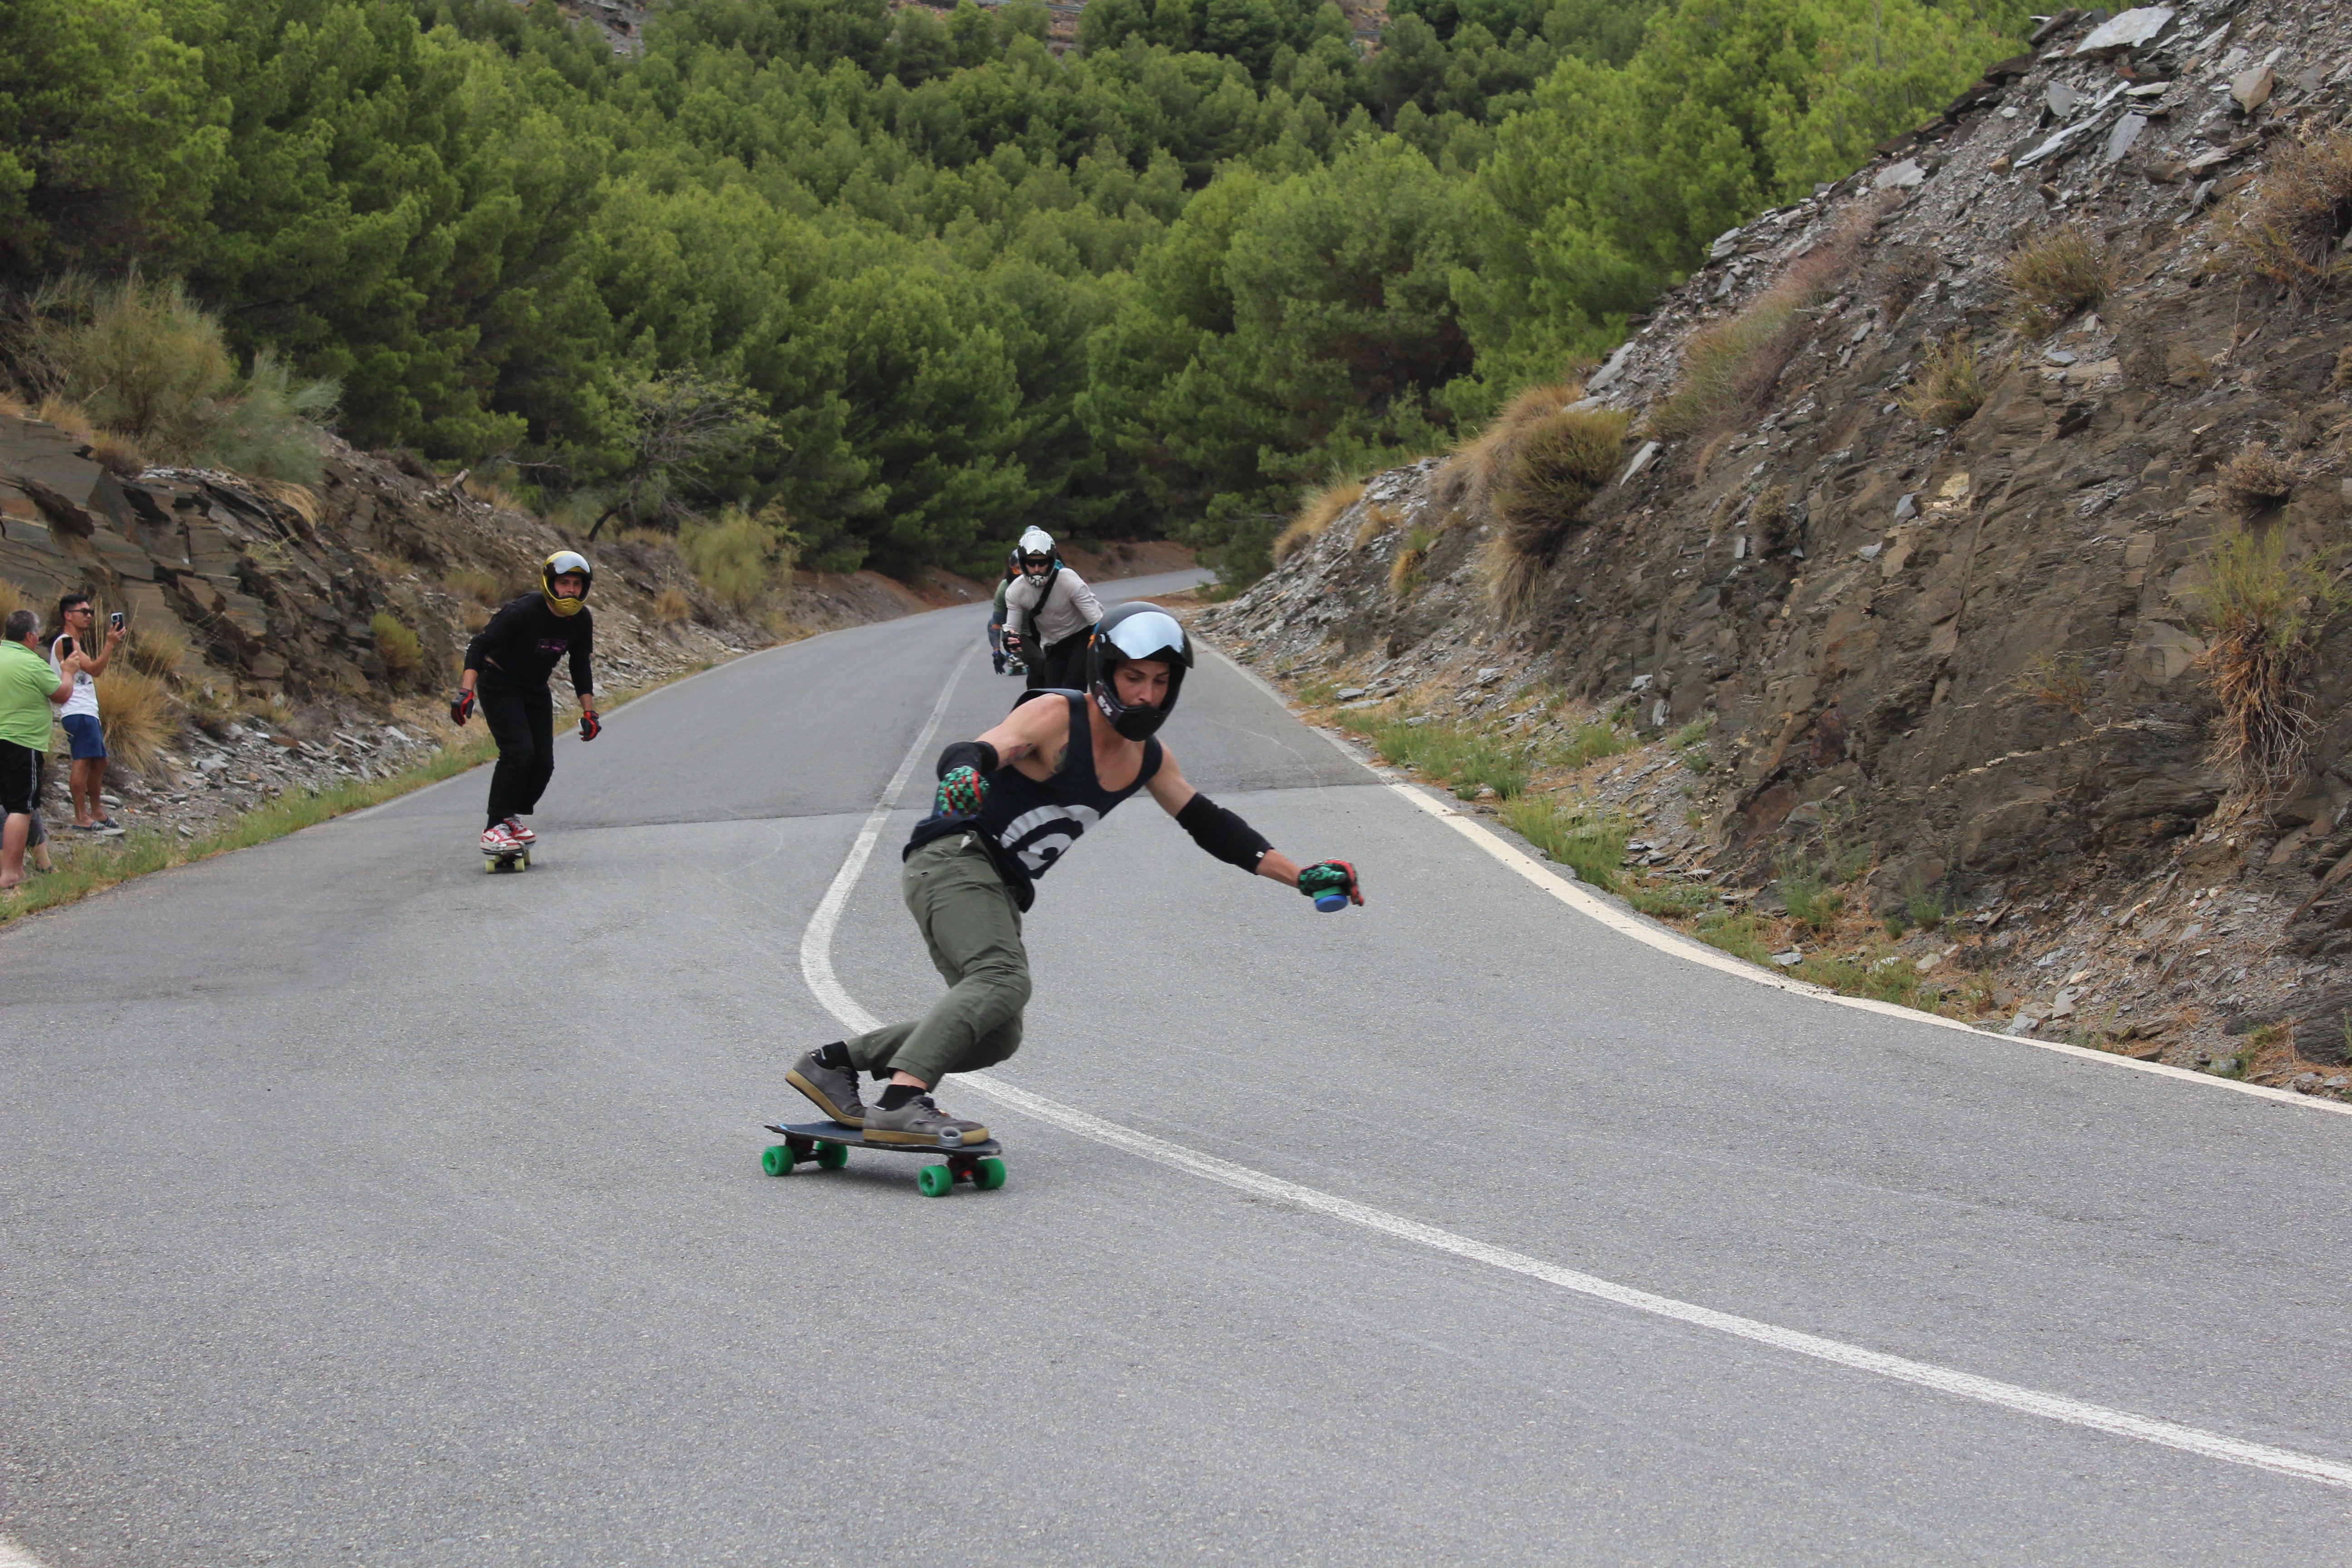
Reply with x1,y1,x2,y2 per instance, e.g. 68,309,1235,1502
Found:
762,1120,1004,1156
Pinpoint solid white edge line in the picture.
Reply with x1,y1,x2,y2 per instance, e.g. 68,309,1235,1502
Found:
0,1533,50,1568
1196,642,2352,1121
792,650,2352,1493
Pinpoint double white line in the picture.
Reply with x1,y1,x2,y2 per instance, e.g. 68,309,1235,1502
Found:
797,643,2352,1493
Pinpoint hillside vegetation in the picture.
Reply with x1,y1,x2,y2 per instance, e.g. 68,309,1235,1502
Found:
1,0,2029,578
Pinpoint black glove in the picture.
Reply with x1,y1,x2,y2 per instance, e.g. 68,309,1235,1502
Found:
450,688,475,725
579,711,601,742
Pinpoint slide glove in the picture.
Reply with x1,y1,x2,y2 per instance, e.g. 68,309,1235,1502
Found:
449,689,475,726
1297,860,1362,911
579,711,601,742
934,764,987,818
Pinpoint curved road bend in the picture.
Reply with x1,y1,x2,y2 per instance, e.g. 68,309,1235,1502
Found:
3,569,2349,1565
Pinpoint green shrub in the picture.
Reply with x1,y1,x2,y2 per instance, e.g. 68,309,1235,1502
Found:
370,612,422,684
1693,909,1774,964
680,502,802,613
1499,794,1628,889
1548,716,1634,771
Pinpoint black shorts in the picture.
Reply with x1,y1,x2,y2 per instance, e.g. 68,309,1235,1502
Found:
0,738,42,816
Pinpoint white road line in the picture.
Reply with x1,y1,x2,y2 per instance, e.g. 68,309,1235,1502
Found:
0,1532,51,1568
798,645,976,1032
793,649,2352,1493
1201,643,2352,1120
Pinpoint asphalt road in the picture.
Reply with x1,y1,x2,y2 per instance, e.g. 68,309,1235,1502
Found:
5,569,2350,1566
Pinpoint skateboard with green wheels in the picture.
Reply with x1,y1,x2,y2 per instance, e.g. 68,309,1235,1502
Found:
760,1120,1007,1197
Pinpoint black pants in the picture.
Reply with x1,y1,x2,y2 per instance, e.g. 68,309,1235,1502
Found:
1024,631,1090,693
477,669,555,828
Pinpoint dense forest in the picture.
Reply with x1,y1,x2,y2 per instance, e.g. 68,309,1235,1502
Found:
1,0,2030,578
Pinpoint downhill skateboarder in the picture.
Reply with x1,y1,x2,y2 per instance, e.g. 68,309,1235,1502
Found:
1000,526,1102,692
451,551,601,855
784,601,1362,1147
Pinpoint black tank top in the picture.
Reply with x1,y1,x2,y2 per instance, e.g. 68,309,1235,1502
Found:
905,692,1162,911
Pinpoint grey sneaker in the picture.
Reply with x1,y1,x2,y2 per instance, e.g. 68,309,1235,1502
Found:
862,1094,988,1148
785,1049,867,1128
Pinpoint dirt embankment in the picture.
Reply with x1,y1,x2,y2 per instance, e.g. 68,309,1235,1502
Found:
1201,1,2352,1088
0,415,925,837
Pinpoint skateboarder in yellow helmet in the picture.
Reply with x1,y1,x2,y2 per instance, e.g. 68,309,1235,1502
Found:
450,550,600,854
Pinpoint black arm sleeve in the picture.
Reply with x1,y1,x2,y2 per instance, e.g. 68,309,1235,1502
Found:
569,611,594,695
463,599,527,673
938,740,1000,778
1175,791,1273,872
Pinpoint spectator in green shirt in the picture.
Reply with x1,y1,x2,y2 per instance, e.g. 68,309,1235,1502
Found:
0,608,71,892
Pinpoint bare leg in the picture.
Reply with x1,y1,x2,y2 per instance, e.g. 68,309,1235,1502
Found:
71,758,101,825
1,812,26,889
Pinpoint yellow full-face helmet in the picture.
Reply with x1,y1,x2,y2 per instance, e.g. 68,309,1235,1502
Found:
541,550,593,618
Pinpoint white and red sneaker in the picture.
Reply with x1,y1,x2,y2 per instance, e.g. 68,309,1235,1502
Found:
501,817,537,845
480,823,519,852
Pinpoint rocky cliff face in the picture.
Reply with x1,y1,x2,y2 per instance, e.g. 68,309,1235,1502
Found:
0,413,919,835
1201,2,2352,1082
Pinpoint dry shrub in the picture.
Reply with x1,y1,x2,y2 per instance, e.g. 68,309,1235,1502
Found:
1273,479,1365,564
2015,652,2095,715
0,576,28,623
681,502,799,612
1899,334,2001,428
93,666,177,775
1879,246,1941,321
86,431,144,478
653,584,694,623
1436,382,1583,524
33,394,94,442
2000,226,2121,335
0,388,29,419
124,623,190,680
2189,525,2343,800
1389,524,1437,597
443,566,505,605
371,611,422,684
1351,506,1397,551
1487,407,1631,619
2217,441,2302,515
2232,129,2352,301
1749,485,1793,552
1649,208,1876,442
2332,346,2352,393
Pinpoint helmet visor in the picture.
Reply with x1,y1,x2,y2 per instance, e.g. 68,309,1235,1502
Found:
1101,608,1189,666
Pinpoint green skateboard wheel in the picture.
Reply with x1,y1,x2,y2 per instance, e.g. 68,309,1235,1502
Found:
973,1156,1006,1191
917,1164,954,1197
761,1145,796,1177
815,1142,849,1171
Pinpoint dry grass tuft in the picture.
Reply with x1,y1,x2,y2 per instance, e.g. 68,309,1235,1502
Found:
0,388,29,420
1437,382,1583,524
1487,407,1632,619
2189,525,2344,800
2232,129,2352,301
123,623,191,680
93,666,177,775
33,395,95,442
1351,505,1397,551
1899,334,2002,428
2015,651,2095,715
1649,205,1878,443
1273,479,1365,565
442,566,506,605
0,576,29,624
2000,226,2121,335
371,612,423,685
1389,524,1437,597
86,431,145,478
252,478,321,530
2217,441,2303,515
653,584,694,623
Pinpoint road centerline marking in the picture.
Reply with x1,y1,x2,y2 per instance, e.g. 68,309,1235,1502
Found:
791,647,2352,1493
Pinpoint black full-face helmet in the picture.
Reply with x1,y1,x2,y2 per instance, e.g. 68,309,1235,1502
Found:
1087,602,1193,740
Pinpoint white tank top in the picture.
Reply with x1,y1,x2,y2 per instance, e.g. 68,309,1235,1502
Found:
49,637,98,719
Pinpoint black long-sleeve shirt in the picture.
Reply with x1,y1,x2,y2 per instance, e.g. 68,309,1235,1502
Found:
464,594,594,694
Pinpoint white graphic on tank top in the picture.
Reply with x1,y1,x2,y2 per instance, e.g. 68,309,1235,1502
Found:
995,802,1102,873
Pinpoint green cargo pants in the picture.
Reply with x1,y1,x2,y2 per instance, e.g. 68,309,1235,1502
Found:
845,833,1029,1088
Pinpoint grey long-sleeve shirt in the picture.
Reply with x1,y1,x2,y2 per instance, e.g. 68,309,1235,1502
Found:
1003,568,1102,647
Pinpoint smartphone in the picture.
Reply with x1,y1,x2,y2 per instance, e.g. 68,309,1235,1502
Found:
109,612,125,631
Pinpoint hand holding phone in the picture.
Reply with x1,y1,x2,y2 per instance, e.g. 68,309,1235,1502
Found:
109,612,125,631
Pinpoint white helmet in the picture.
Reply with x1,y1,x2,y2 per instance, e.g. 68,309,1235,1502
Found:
1016,527,1056,569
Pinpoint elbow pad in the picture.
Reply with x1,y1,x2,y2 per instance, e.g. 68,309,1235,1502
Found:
937,740,999,779
1176,792,1272,872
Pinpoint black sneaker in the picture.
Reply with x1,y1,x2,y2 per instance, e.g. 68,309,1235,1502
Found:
862,1094,988,1148
785,1050,867,1128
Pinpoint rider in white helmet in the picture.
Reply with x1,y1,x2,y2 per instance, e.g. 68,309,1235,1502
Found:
1000,526,1102,692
